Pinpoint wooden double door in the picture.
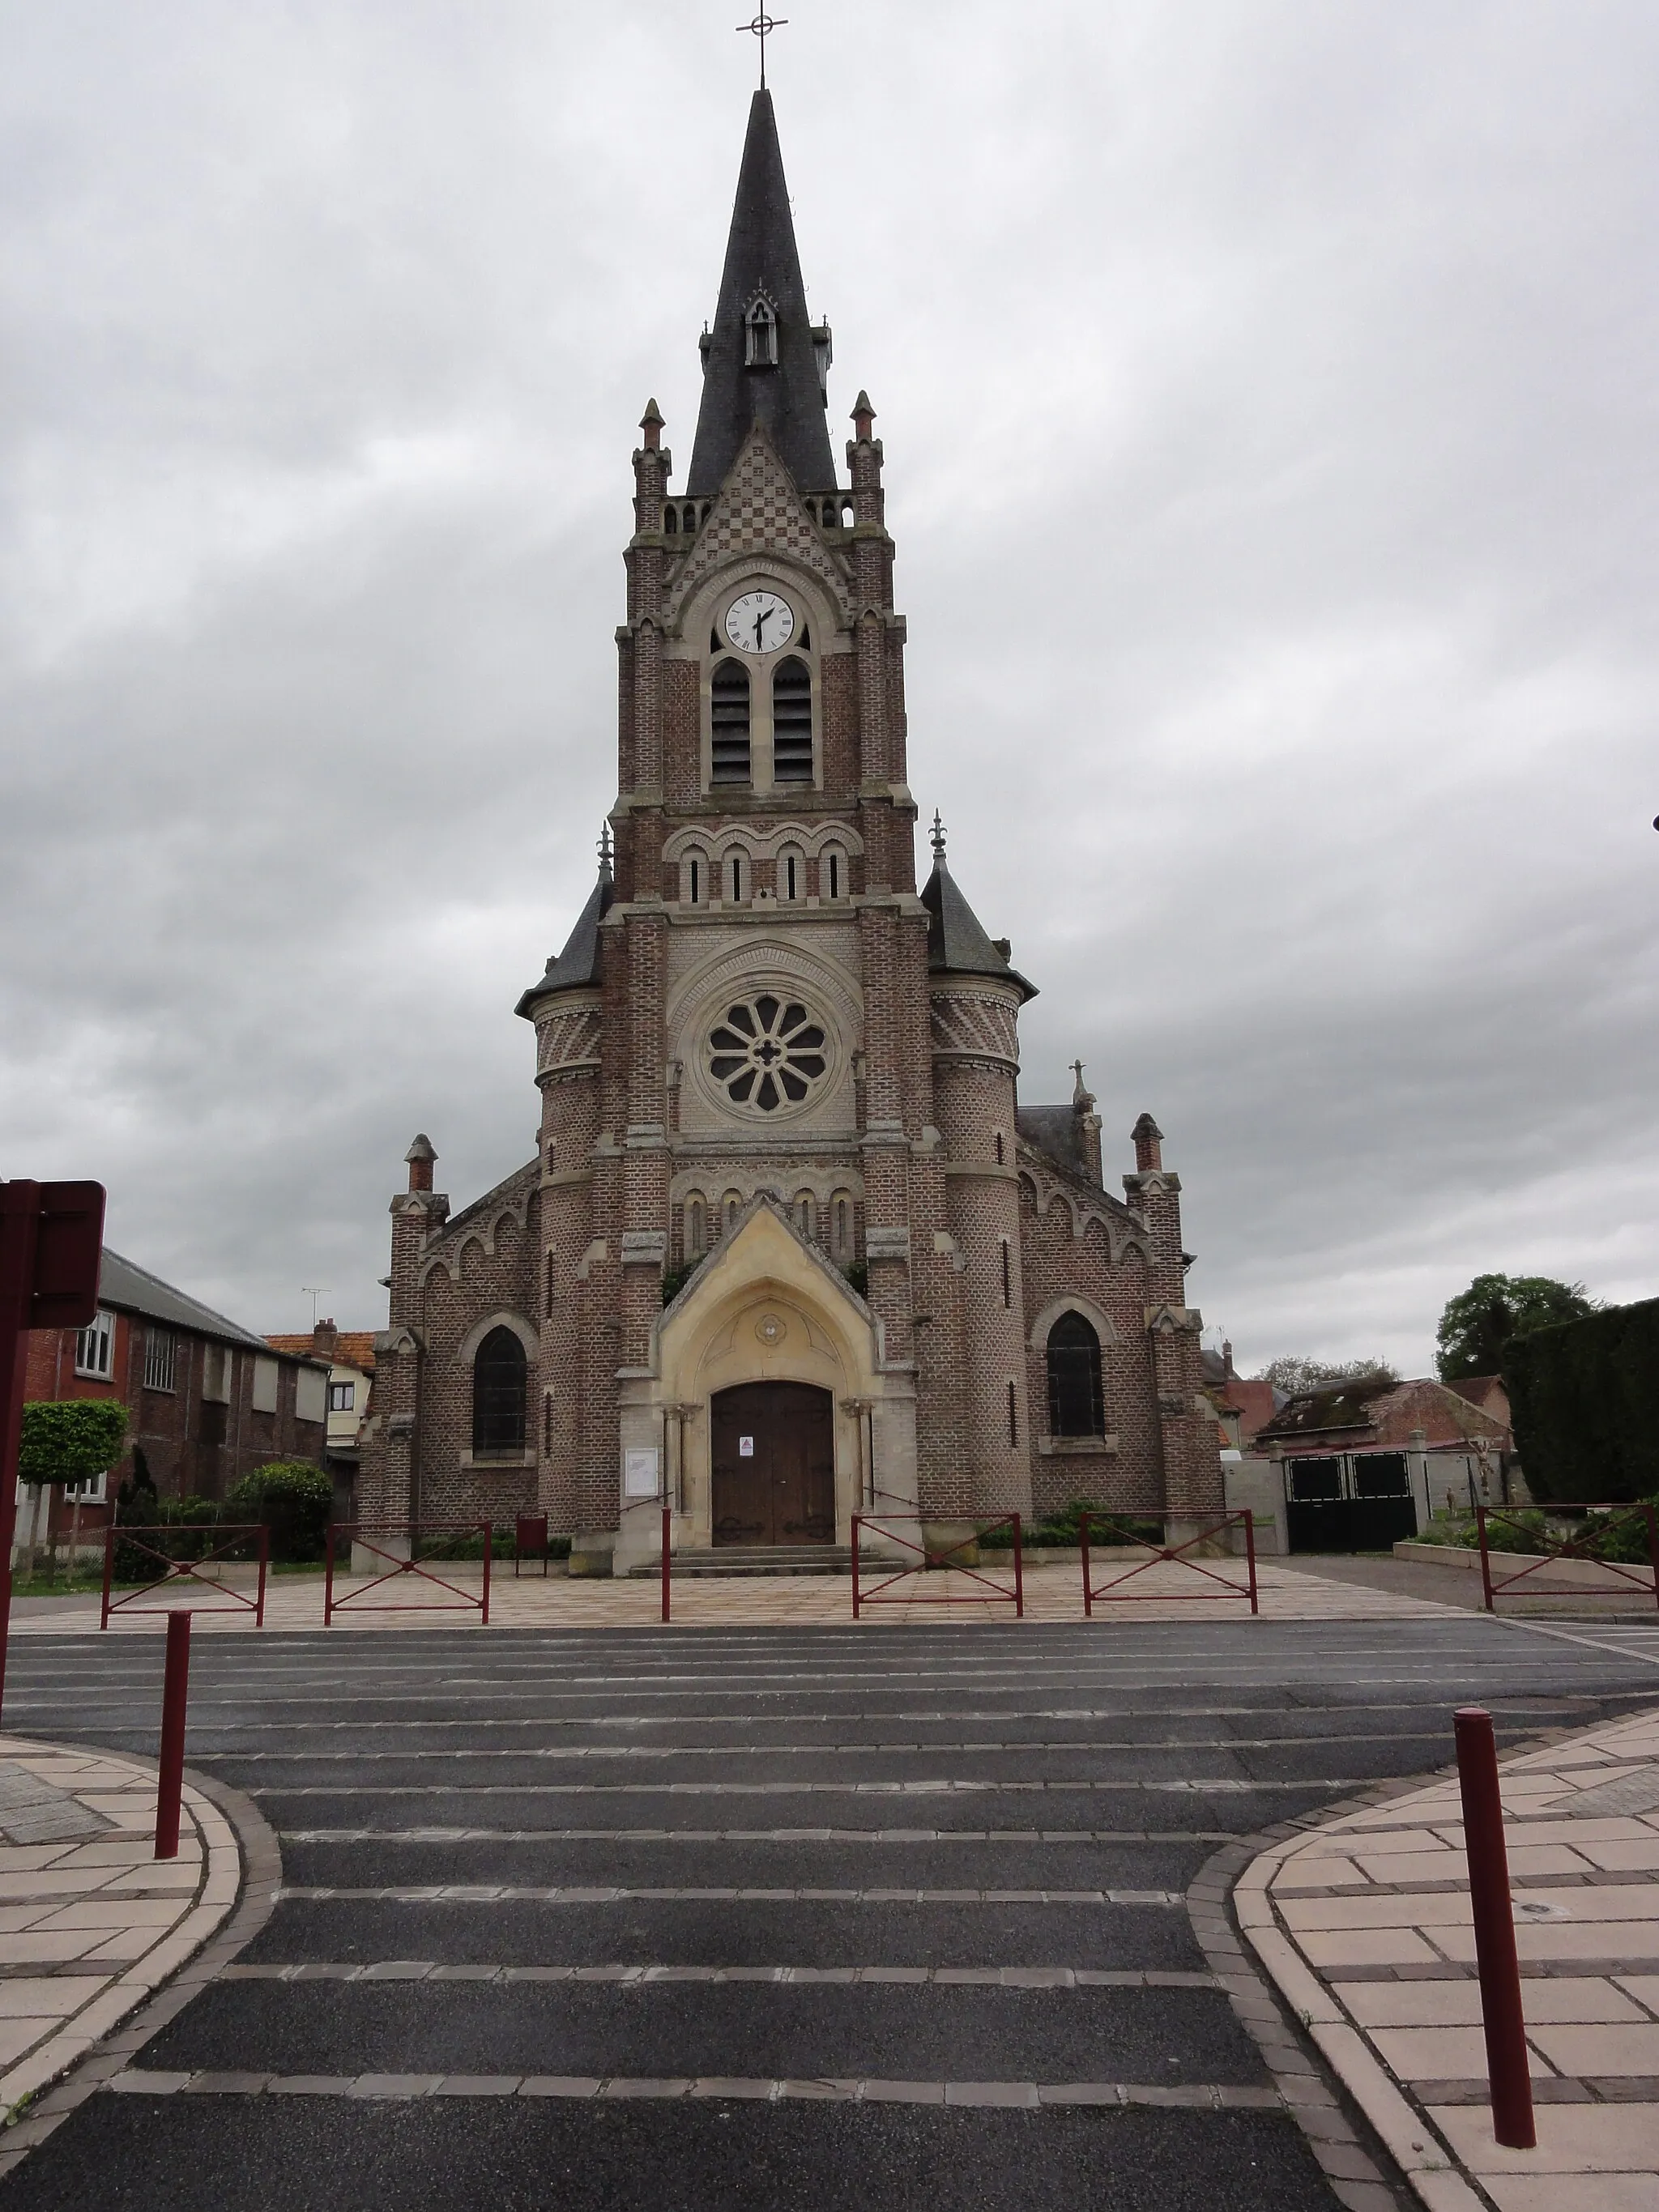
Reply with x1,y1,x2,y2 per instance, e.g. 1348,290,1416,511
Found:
710,1382,836,1547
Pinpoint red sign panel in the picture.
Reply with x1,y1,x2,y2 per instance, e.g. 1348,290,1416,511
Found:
27,1183,105,1329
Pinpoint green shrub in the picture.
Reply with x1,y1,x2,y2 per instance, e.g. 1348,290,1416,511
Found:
19,1400,128,1487
226,1460,334,1562
1504,1296,1659,1502
110,1494,221,1583
978,1498,1166,1550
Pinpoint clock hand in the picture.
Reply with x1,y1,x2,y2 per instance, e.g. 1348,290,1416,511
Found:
754,607,769,646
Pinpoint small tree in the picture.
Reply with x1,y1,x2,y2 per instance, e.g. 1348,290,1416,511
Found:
19,1401,129,1579
225,1460,334,1562
1257,1356,1399,1396
1435,1274,1597,1383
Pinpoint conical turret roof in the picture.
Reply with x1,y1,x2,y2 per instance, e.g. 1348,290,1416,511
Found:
686,90,836,497
920,841,1037,1002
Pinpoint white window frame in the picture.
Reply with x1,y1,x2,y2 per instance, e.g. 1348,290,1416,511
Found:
62,1468,109,1505
328,1379,356,1413
75,1310,116,1381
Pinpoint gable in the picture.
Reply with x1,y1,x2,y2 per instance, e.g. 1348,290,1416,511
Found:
665,428,851,629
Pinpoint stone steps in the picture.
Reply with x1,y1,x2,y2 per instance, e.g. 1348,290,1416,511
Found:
629,1545,860,1579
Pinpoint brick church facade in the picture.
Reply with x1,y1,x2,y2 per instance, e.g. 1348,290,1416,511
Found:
359,91,1222,1571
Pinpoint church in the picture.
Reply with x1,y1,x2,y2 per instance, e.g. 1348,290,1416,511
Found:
359,90,1222,1573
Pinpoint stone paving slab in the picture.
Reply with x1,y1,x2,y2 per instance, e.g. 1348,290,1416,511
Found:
0,1737,241,2129
8,1560,1465,1632
1237,1703,1659,2211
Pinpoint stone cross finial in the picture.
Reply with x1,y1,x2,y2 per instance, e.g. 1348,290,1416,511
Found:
598,823,614,878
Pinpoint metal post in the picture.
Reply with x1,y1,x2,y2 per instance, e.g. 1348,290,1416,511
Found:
1080,1510,1093,1617
100,1521,116,1630
254,1526,269,1629
851,1515,861,1620
1243,1508,1259,1615
1454,1706,1535,2149
480,1523,492,1626
1011,1513,1023,1619
1647,1505,1659,1617
324,1521,337,1627
1477,1505,1496,1612
155,1610,192,1860
0,1185,41,1722
661,1504,671,1624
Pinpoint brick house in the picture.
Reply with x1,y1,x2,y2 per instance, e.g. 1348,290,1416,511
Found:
1199,1342,1277,1448
1256,1374,1515,1545
358,91,1223,1571
15,1248,329,1560
264,1320,376,1487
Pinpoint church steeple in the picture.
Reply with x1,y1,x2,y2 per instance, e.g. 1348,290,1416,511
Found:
686,90,836,497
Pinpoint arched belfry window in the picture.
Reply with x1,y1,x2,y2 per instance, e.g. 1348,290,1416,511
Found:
472,1327,527,1456
745,297,778,368
771,657,813,784
710,660,751,786
1046,1312,1105,1438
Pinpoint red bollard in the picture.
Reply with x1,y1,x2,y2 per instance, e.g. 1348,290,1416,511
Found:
155,1610,192,1860
660,1504,671,1625
1455,1706,1536,2149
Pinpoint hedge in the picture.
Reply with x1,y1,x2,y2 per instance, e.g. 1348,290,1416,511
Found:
1503,1295,1659,1503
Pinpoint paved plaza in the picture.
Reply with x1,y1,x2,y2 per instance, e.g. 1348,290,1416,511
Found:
0,1610,1656,2208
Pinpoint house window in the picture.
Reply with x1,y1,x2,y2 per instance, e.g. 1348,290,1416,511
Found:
745,298,778,367
710,659,752,786
296,1366,327,1425
202,1342,232,1404
75,1311,115,1380
143,1328,177,1394
1046,1312,1105,1437
472,1327,527,1456
63,1468,109,1505
328,1380,356,1413
771,657,813,782
251,1355,279,1413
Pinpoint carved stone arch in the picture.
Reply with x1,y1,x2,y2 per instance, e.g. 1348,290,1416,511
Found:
455,1310,540,1367
1027,1294,1120,1353
420,1197,532,1287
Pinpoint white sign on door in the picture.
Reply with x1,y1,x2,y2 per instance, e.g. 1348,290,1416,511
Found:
623,1447,661,1498
738,1435,755,1458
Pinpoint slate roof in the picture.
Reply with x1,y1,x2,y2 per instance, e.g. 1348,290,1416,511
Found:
920,855,1036,1000
97,1249,292,1356
686,90,837,497
515,864,615,1016
1016,1106,1086,1178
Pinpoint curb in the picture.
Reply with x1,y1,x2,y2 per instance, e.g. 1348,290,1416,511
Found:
0,1758,282,2182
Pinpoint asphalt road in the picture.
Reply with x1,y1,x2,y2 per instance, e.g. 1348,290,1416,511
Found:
2,1613,1657,2211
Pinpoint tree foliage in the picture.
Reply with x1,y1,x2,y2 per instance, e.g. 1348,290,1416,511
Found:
1256,1356,1399,1396
226,1460,335,1562
18,1400,128,1487
1436,1274,1597,1383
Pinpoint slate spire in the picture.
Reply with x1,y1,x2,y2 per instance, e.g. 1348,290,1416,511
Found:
686,90,836,497
920,837,1038,1004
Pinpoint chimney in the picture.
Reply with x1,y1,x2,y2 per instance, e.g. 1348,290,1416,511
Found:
638,397,663,450
313,1318,339,1357
1131,1112,1163,1173
405,1133,437,1193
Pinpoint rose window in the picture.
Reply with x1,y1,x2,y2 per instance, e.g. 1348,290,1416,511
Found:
706,995,828,1112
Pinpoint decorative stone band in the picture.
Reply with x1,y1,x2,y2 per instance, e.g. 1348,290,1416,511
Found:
621,1231,668,1265
535,1003,603,1076
928,989,1020,1069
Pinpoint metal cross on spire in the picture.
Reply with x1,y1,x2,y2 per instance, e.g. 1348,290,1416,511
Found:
930,810,947,861
598,822,614,877
736,11,787,89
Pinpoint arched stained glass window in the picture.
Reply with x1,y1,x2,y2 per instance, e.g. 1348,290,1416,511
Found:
472,1327,527,1456
1046,1312,1104,1438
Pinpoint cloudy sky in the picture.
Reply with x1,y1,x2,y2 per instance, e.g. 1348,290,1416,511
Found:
3,0,1656,1377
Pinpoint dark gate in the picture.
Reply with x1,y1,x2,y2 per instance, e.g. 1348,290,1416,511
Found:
1285,1452,1418,1553
711,1382,836,1546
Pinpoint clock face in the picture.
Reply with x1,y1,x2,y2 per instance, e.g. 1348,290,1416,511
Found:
724,590,795,655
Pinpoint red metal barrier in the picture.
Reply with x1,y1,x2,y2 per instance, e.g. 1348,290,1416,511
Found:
325,1522,493,1626
1080,1511,1258,1615
1455,1706,1537,2148
661,1504,671,1625
1476,1502,1659,1612
101,1524,269,1630
851,1515,1023,1618
154,1610,191,1859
